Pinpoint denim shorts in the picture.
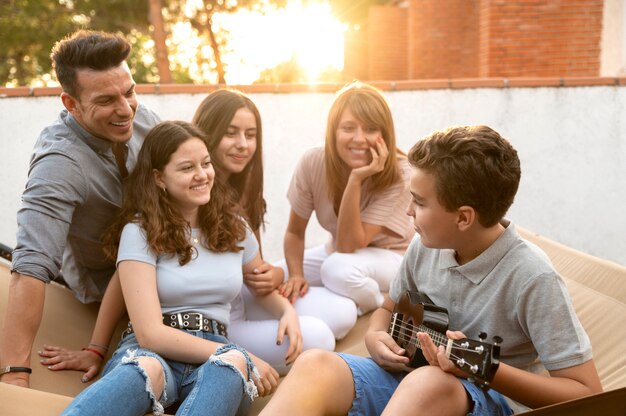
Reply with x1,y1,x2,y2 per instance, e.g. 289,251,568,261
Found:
337,353,513,416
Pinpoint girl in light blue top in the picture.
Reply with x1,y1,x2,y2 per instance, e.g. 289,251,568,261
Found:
61,121,301,416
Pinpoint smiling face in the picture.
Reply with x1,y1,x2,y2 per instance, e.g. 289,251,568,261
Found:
154,137,215,225
335,107,381,169
62,62,137,144
406,166,460,249
213,107,258,178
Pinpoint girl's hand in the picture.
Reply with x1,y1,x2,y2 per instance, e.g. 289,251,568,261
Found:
38,344,104,382
351,136,389,182
248,353,280,397
278,276,309,304
276,308,303,365
243,262,284,296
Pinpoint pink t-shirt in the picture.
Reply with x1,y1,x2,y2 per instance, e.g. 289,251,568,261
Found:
287,146,415,254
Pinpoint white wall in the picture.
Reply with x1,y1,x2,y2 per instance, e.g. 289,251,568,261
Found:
1,86,625,267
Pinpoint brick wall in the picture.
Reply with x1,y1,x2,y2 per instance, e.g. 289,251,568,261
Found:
368,6,408,80
343,0,604,80
479,0,604,77
408,0,480,78
344,26,369,81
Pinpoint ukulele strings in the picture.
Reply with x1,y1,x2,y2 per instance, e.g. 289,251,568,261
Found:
389,320,479,359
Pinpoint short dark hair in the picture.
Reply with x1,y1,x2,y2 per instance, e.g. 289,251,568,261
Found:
408,125,521,227
51,30,131,97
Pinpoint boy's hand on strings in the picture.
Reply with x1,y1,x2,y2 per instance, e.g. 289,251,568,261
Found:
418,330,468,378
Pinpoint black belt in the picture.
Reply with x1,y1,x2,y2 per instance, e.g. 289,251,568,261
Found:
124,312,227,337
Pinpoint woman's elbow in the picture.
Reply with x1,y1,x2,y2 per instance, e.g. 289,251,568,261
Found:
335,240,366,253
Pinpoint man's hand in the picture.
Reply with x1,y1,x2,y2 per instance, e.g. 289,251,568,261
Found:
38,344,104,382
278,276,309,304
243,262,284,296
0,273,47,389
365,329,410,372
0,372,30,388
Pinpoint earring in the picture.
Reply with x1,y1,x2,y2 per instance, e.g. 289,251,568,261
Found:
160,186,167,195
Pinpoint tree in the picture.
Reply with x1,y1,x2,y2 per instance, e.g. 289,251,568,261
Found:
149,0,173,83
0,0,153,86
164,0,287,84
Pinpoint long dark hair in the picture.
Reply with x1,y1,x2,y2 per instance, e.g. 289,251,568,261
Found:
103,120,246,265
192,89,266,232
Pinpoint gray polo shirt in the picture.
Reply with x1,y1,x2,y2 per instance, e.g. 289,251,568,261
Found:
11,104,160,303
390,220,592,374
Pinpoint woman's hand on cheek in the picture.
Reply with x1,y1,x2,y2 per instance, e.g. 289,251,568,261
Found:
351,136,389,182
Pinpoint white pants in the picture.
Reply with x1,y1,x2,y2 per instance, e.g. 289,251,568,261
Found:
229,284,356,375
279,243,403,315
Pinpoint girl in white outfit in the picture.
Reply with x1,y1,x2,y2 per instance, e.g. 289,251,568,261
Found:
278,81,415,316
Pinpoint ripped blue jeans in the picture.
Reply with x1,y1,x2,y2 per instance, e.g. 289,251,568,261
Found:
61,326,258,416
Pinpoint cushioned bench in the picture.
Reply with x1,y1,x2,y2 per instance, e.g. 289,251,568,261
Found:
1,228,625,415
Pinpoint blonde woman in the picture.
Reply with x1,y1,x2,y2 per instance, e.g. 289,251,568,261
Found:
279,81,415,316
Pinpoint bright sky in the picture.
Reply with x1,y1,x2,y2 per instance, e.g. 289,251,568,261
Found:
171,1,345,84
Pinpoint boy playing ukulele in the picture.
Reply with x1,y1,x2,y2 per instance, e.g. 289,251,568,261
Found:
260,125,602,415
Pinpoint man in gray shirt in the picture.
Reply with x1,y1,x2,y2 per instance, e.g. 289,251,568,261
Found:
0,30,160,388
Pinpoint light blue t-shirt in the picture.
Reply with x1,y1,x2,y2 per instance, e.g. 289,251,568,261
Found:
117,222,258,325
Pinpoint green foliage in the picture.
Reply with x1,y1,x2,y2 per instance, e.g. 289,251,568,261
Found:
0,0,152,86
254,55,345,84
1,0,356,86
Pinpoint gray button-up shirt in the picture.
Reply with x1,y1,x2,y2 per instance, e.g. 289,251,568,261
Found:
11,103,160,303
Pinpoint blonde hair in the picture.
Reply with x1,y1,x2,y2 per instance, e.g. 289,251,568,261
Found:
324,81,403,211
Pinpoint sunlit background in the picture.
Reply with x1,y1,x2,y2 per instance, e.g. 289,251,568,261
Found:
5,0,613,88
1,0,346,87
168,0,345,84
214,2,344,84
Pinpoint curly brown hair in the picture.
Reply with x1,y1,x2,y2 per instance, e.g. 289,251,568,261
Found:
103,120,246,265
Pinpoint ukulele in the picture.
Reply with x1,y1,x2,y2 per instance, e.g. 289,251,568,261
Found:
388,290,501,388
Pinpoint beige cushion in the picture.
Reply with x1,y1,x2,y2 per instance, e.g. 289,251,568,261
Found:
2,228,626,414
519,228,626,392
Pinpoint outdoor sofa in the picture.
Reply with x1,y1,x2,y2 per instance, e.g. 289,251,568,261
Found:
1,228,625,415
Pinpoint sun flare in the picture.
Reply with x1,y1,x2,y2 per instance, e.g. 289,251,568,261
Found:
173,1,345,84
